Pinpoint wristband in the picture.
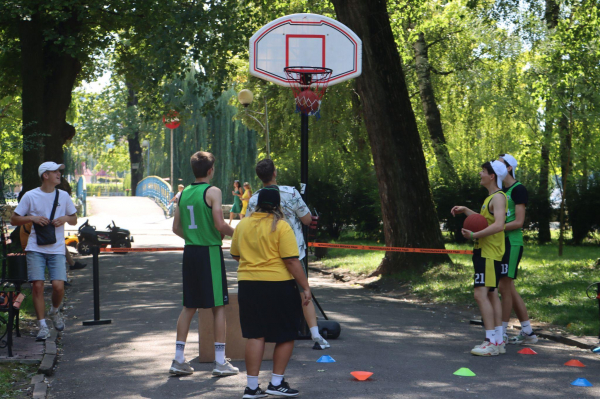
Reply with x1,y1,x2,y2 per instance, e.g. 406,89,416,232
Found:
470,232,474,240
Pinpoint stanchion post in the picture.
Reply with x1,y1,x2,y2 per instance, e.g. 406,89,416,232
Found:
82,246,112,326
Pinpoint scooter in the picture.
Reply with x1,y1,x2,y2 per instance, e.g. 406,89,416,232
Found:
77,220,134,255
65,233,79,248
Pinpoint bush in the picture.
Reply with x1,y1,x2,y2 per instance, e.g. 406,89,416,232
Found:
568,176,600,244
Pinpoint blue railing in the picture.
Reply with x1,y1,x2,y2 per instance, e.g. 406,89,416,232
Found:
76,177,87,216
136,176,173,208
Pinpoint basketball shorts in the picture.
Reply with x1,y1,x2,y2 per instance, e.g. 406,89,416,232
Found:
500,237,523,280
472,249,501,289
238,280,301,343
182,245,229,309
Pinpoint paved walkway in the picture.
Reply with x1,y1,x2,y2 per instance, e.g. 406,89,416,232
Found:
49,197,600,398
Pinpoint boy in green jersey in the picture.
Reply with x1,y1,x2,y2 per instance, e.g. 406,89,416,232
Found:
452,161,508,356
498,154,538,345
169,151,238,377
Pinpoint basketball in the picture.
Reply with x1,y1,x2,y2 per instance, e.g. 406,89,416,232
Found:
296,90,320,114
463,214,488,232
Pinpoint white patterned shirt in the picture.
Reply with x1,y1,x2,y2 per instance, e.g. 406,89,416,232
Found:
246,185,311,260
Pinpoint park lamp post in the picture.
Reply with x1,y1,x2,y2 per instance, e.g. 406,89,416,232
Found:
237,89,270,159
141,139,150,177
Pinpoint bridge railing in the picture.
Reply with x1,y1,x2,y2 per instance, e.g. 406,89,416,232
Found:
136,176,173,209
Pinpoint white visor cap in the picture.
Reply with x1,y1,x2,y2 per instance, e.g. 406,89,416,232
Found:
490,160,508,189
500,154,517,179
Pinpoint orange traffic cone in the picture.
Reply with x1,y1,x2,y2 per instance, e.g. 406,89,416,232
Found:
517,348,537,355
564,359,585,367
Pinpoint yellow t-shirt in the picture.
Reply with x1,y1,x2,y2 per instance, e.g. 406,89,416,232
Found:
231,212,299,281
474,191,507,261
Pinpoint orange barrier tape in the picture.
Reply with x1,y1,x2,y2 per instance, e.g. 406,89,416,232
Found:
100,247,230,253
308,242,472,255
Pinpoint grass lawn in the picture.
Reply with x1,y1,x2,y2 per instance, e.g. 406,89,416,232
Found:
0,363,37,398
317,235,600,336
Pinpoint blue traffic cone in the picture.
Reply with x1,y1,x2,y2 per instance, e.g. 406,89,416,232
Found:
316,355,336,363
571,378,593,387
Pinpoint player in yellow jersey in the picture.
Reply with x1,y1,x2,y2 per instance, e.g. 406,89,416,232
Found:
452,161,508,356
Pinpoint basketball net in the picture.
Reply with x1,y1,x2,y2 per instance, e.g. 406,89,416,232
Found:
284,67,332,117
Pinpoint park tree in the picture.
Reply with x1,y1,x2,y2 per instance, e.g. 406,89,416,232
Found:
330,0,450,274
0,0,246,192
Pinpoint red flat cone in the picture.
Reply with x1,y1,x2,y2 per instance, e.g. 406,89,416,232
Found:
517,348,537,355
351,371,373,381
564,359,586,367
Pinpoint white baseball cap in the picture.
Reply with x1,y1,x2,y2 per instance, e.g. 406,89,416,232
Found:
500,153,517,179
38,162,65,177
490,160,508,188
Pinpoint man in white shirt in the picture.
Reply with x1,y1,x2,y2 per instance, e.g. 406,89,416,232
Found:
246,159,330,349
11,162,78,340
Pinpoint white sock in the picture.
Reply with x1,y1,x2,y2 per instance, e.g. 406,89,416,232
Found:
247,375,259,390
39,319,47,329
271,373,284,387
521,320,533,335
215,342,226,364
495,326,504,344
50,305,59,315
310,326,320,339
485,330,494,343
175,341,185,363
502,321,509,335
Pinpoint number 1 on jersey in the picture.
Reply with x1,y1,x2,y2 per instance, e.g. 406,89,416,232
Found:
187,206,198,229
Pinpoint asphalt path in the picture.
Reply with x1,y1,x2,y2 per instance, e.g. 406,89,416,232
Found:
49,197,600,398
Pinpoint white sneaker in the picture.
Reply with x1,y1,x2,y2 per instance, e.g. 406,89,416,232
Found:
36,326,51,341
169,359,194,375
312,335,330,349
509,331,538,345
497,341,506,354
50,311,65,331
212,358,239,376
471,341,499,356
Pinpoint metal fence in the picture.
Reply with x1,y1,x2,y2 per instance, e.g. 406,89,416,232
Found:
136,176,173,208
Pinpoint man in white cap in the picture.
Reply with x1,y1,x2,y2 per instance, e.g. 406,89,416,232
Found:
10,162,77,340
497,154,537,345
451,160,508,356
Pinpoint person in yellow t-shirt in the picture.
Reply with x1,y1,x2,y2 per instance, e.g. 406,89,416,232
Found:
239,182,252,219
451,160,508,357
231,187,311,398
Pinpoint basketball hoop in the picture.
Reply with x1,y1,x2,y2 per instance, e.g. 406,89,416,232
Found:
284,66,332,116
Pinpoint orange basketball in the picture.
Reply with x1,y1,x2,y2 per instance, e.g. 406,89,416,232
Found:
296,90,320,114
463,214,488,232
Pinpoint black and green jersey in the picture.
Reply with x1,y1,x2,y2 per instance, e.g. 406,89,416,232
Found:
503,181,528,246
179,183,222,247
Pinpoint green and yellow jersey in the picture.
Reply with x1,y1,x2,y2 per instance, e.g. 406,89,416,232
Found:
474,190,508,261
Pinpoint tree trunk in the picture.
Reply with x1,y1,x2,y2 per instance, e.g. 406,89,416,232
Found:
537,0,560,243
20,15,80,192
331,0,450,274
126,84,144,196
413,32,459,185
558,111,571,255
537,99,552,243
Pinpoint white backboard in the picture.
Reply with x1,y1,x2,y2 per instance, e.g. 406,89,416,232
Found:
249,13,362,87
